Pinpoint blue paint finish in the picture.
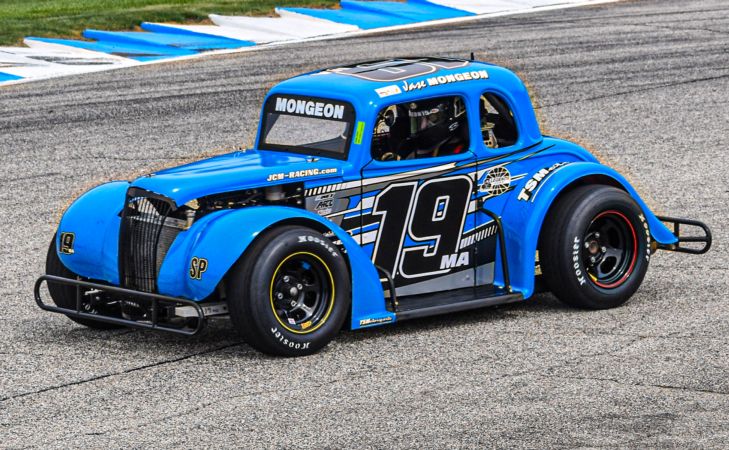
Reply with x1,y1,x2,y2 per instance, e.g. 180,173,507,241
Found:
51,58,695,335
56,181,129,285
0,72,22,82
131,150,349,206
25,37,195,61
140,22,256,46
262,60,543,170
156,206,391,329
83,29,248,51
498,156,677,298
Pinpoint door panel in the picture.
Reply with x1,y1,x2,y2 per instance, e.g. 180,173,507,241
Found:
360,155,477,297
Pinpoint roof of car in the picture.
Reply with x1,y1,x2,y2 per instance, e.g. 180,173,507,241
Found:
267,57,520,107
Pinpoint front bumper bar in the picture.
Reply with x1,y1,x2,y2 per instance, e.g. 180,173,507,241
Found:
656,216,712,255
35,275,206,336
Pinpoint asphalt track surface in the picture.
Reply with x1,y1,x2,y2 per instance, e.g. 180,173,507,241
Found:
1,0,728,447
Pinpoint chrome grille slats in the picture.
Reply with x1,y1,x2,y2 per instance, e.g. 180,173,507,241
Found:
119,188,180,293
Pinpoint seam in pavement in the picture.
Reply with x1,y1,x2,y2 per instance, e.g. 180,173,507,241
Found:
0,172,61,184
642,22,729,36
0,341,243,403
535,373,729,396
31,337,644,447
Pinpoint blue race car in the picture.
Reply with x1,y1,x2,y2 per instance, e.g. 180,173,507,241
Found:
36,57,712,356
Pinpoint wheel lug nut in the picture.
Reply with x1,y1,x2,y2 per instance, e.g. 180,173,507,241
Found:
601,246,607,253
584,242,590,249
276,292,283,300
297,283,303,290
283,276,290,283
594,232,600,238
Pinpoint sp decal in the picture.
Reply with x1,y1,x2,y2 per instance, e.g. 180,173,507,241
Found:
189,257,208,280
59,232,75,255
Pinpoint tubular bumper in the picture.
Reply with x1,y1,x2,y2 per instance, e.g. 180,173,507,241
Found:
35,275,206,336
656,216,712,255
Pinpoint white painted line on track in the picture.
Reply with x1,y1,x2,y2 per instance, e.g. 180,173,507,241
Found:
0,0,619,88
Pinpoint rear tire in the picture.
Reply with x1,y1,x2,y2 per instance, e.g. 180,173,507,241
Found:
46,236,124,329
227,226,351,357
539,185,651,309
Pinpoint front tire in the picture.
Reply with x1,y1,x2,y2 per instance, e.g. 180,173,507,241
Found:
227,226,351,357
539,185,651,309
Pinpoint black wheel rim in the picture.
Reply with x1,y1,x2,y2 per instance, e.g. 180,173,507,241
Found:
269,252,334,334
582,210,638,289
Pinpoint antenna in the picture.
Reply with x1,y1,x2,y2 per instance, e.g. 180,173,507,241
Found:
470,52,475,61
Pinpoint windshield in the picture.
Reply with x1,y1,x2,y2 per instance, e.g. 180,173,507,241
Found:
259,94,355,159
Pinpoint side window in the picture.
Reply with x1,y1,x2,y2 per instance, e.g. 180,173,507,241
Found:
479,93,518,149
371,95,469,161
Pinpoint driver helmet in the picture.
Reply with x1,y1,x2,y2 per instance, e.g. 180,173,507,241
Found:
407,98,462,156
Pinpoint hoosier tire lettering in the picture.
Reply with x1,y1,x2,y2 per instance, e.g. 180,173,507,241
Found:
227,225,350,356
270,327,310,350
572,236,587,286
539,185,650,310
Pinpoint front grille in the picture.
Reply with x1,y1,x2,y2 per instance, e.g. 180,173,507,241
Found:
119,188,181,293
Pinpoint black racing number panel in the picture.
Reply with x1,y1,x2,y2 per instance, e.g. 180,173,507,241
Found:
371,176,473,280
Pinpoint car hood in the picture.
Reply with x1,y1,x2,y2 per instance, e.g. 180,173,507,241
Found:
130,150,347,205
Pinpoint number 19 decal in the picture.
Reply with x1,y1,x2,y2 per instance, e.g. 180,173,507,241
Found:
371,175,473,279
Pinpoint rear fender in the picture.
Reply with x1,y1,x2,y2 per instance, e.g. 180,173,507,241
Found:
502,161,677,298
157,206,393,329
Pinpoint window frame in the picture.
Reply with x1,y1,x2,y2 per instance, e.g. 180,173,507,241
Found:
258,93,356,160
477,90,521,153
369,93,473,163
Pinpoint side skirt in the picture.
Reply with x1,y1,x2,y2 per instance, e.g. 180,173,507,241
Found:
395,285,523,321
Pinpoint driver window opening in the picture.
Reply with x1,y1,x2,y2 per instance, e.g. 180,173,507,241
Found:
371,95,469,162
479,93,518,149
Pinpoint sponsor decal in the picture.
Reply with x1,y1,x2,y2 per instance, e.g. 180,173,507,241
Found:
315,199,335,216
315,193,335,201
59,232,75,255
400,70,489,93
189,257,208,280
354,121,365,145
375,85,402,98
359,316,393,327
479,167,511,195
266,167,338,182
274,97,345,119
517,162,570,201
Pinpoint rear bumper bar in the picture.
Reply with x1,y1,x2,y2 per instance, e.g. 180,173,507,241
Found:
656,216,712,255
34,275,206,336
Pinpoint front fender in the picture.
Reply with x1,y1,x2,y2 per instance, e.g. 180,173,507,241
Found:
56,181,129,284
157,206,392,329
502,161,677,298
